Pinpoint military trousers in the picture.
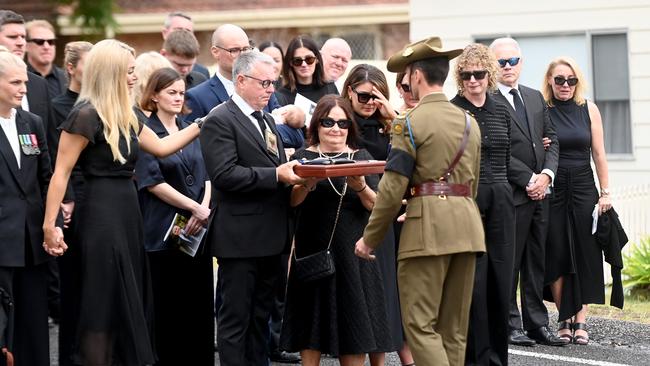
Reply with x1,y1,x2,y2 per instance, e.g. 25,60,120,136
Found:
398,252,476,366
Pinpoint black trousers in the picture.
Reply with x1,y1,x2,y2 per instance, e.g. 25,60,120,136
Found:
0,263,49,366
466,183,515,366
267,253,289,354
509,199,550,331
217,255,281,366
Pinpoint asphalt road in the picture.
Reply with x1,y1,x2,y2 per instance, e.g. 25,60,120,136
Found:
49,315,650,365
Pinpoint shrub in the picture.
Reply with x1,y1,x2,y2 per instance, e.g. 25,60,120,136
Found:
623,236,650,299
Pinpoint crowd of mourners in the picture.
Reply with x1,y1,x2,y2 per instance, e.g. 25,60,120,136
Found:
0,8,625,366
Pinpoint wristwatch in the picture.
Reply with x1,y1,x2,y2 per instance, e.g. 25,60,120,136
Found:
600,188,610,196
194,117,205,129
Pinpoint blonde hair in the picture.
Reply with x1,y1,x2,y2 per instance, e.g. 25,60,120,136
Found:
542,56,587,107
25,19,55,35
63,41,92,78
133,51,172,109
78,39,138,164
0,48,27,76
454,43,498,95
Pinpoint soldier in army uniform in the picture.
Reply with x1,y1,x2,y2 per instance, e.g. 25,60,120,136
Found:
355,37,486,366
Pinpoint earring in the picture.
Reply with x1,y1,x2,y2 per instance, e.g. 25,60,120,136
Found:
152,99,158,103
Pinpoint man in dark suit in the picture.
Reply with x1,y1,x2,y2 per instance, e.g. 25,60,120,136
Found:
489,37,565,347
161,29,207,90
25,19,67,98
199,50,304,366
0,50,52,366
186,24,305,149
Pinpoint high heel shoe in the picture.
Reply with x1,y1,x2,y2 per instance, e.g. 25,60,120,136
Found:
573,322,589,345
557,321,573,344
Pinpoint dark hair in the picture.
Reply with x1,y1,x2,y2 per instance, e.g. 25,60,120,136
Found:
341,64,390,122
140,67,189,114
282,35,326,92
163,29,200,58
0,10,24,30
258,41,284,60
411,57,449,86
396,71,406,87
307,95,359,148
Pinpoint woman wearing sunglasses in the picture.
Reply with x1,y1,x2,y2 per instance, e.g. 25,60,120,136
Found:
396,71,419,113
541,57,611,346
450,43,515,366
275,35,339,106
280,95,391,366
340,63,403,365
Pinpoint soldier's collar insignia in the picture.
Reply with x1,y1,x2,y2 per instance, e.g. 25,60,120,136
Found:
393,124,403,135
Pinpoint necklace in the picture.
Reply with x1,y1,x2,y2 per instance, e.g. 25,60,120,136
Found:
316,144,353,197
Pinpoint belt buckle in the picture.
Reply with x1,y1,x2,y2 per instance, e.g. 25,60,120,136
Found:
438,194,447,200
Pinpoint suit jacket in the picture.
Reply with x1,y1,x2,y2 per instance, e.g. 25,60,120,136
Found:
199,99,292,258
185,74,281,122
492,84,559,206
0,110,52,267
363,93,485,259
24,72,56,164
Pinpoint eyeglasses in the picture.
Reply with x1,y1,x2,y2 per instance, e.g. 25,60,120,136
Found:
291,56,317,67
28,38,56,46
320,118,351,129
459,70,488,81
497,57,521,68
553,76,579,86
215,45,253,57
353,89,375,104
243,75,275,89
400,83,411,93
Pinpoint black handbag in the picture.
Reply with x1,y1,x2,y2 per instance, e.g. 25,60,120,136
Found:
293,180,347,282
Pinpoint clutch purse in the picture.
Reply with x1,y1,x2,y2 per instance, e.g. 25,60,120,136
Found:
292,180,347,283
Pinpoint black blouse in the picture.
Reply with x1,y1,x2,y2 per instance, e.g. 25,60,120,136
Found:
549,98,592,167
451,94,511,184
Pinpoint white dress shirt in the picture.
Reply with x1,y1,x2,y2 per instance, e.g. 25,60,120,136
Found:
0,108,21,168
216,69,235,98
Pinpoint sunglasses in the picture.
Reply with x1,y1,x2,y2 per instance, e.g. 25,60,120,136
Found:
320,118,352,129
353,89,376,104
28,38,56,46
459,70,488,81
400,83,411,93
497,57,521,68
243,74,275,89
554,76,579,86
291,56,317,67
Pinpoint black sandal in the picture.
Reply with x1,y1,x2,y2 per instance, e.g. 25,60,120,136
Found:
573,322,589,345
557,321,573,344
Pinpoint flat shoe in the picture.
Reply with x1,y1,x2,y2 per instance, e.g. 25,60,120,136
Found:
573,322,589,345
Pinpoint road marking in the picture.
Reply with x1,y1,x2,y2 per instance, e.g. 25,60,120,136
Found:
508,349,631,366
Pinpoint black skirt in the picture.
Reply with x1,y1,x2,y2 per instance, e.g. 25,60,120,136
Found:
544,165,604,321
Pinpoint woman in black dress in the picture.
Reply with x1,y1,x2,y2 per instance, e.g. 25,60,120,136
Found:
542,56,612,345
135,68,214,365
280,95,391,366
450,43,514,366
341,64,402,365
42,39,202,366
275,35,338,106
50,40,92,366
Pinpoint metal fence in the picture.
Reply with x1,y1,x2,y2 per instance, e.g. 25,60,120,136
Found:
612,183,650,249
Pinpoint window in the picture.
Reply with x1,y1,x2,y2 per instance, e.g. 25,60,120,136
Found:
476,32,632,155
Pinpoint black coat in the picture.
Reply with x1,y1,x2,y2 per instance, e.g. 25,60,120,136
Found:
0,110,52,267
596,208,628,309
199,98,292,258
492,85,559,205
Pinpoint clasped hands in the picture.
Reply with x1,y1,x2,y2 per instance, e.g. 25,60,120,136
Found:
526,173,551,201
43,226,68,257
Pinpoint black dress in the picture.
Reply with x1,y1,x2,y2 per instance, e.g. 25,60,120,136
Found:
544,98,603,321
354,114,403,352
61,102,156,365
280,149,392,355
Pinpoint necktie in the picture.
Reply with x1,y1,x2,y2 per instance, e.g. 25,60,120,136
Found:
509,88,530,135
251,111,266,139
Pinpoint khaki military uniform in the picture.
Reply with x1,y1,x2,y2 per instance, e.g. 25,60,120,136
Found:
363,92,485,366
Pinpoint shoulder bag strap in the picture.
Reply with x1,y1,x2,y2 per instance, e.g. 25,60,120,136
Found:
441,112,472,181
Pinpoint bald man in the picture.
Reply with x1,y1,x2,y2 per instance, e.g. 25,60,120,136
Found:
320,37,352,84
185,24,305,147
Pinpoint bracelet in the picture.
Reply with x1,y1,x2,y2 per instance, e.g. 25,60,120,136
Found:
354,184,367,193
600,188,610,197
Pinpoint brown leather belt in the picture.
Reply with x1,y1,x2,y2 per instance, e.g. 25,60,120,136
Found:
408,181,471,199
